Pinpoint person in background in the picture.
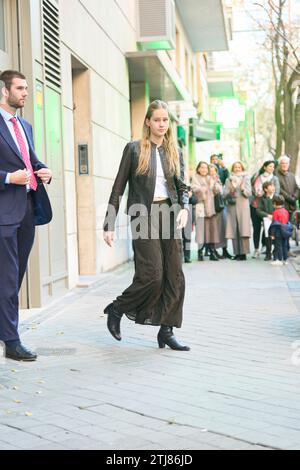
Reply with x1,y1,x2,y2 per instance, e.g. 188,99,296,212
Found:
269,195,292,266
210,154,230,186
192,161,221,261
182,185,197,263
256,181,276,261
275,155,300,258
224,161,252,261
209,164,234,260
250,160,280,259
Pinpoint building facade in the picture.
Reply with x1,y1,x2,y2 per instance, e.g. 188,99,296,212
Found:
0,0,229,308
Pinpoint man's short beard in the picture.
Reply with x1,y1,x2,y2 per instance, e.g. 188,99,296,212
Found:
7,98,23,110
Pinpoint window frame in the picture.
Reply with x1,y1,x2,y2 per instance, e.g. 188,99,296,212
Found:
0,0,6,52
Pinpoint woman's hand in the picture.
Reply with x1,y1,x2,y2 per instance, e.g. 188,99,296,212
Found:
176,209,189,230
230,177,237,190
104,231,114,247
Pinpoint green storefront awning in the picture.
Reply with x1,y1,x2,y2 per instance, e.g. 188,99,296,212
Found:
189,119,221,141
177,125,186,146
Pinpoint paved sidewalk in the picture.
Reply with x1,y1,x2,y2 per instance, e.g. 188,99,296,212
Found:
1,254,300,450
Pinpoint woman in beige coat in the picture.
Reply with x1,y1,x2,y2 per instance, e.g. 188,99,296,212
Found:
192,161,221,261
224,161,252,260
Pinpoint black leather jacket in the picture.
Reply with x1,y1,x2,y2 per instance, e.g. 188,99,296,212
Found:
104,140,189,231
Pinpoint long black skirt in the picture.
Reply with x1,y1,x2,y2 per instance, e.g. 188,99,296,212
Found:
113,201,185,328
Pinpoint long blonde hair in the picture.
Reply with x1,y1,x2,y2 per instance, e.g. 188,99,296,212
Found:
136,100,180,177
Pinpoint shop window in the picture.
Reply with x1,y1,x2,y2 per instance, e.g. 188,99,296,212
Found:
0,0,5,51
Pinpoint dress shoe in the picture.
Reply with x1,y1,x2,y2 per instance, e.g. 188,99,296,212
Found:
215,250,224,260
157,325,190,351
198,250,204,261
223,248,235,260
209,250,219,261
104,303,123,341
184,258,192,263
5,343,37,361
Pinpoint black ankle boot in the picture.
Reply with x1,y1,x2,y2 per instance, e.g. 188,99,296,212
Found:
104,303,123,341
184,250,191,263
157,326,190,351
209,249,219,261
198,249,204,261
223,248,235,260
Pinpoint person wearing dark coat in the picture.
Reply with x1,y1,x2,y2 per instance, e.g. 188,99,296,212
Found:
103,100,190,351
250,160,280,258
0,70,52,362
210,154,230,186
256,181,276,261
269,195,292,265
275,155,300,214
275,155,300,257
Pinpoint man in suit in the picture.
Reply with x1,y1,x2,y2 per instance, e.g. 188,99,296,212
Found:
0,70,52,361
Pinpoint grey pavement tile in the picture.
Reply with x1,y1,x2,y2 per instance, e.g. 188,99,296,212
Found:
0,442,23,450
1,257,300,450
30,442,71,450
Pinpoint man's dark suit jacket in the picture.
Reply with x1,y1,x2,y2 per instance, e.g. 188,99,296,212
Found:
0,113,52,226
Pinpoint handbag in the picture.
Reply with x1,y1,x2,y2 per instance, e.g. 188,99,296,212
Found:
214,193,225,213
226,193,237,205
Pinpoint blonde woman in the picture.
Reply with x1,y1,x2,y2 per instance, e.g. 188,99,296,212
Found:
192,162,221,261
103,100,190,351
224,161,252,260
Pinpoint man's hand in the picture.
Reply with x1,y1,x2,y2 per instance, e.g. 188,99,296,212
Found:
104,231,114,247
10,169,31,185
176,209,189,230
34,168,52,184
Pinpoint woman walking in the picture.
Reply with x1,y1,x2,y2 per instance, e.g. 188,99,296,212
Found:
192,162,221,261
224,161,252,260
103,100,190,351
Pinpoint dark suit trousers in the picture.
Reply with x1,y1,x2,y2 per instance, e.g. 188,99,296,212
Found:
0,194,35,342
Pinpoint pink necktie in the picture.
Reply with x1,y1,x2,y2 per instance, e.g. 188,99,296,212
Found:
10,117,37,191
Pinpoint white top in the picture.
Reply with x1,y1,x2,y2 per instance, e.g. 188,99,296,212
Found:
154,148,169,199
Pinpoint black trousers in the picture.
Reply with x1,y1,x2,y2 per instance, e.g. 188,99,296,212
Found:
0,194,35,342
250,205,263,250
114,201,185,328
273,228,288,261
